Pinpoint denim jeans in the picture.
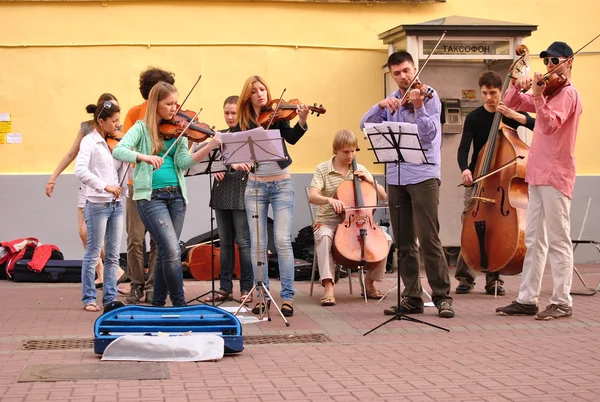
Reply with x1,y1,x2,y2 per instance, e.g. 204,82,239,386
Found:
215,208,253,294
245,178,295,301
137,188,187,307
82,201,123,307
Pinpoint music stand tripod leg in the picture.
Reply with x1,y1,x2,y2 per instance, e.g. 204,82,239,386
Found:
186,170,222,306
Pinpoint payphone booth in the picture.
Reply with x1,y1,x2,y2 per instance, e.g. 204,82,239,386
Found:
376,16,537,255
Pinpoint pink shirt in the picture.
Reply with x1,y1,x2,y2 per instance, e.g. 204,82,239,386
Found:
503,83,582,199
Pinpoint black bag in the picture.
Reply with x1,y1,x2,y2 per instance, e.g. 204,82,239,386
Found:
292,225,315,261
267,255,313,281
13,259,83,283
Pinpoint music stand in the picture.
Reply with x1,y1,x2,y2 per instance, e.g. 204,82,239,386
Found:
222,128,290,326
184,142,230,306
362,121,449,335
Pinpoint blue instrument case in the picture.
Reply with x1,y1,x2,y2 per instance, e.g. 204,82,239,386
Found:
94,304,244,355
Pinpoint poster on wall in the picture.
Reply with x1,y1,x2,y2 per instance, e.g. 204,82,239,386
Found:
0,113,12,144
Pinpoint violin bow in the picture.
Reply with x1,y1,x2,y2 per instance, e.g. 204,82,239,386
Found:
175,74,202,115
264,88,287,130
397,30,447,108
537,33,600,86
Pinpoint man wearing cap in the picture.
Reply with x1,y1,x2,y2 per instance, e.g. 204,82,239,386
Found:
496,42,582,320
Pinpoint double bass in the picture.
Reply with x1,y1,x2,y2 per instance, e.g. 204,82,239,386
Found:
460,45,531,275
332,157,388,270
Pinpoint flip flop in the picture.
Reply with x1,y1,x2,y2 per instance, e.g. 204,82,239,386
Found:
364,289,385,299
83,303,100,312
320,295,336,306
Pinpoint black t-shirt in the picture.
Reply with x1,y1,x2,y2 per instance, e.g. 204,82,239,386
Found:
457,106,535,173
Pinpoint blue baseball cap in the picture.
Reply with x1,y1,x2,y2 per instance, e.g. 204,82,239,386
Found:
540,42,574,58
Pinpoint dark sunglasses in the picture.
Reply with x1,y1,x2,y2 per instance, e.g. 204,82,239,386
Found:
543,57,565,66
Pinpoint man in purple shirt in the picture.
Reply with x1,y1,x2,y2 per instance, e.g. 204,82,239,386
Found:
496,41,582,320
360,51,454,319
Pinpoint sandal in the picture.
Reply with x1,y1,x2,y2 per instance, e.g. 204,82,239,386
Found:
363,289,385,300
83,303,100,312
240,292,253,304
204,290,232,303
281,301,294,317
320,295,336,307
251,300,271,315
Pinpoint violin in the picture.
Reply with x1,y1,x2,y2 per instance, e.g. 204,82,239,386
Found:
159,109,216,143
399,80,434,110
539,72,569,98
257,99,326,128
106,130,125,152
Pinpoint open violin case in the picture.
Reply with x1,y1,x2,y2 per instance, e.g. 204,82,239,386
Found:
12,259,83,283
93,304,244,355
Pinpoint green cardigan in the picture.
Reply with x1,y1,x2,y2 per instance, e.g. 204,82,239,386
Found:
112,121,196,203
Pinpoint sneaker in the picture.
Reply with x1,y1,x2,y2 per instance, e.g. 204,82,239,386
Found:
496,300,538,316
455,284,472,294
485,285,506,296
383,297,424,315
437,301,455,318
535,304,572,320
125,284,144,304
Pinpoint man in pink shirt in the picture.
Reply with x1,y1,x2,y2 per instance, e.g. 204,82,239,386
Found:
496,41,582,320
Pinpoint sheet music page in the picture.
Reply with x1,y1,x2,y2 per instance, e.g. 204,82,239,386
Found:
221,128,285,164
363,122,425,164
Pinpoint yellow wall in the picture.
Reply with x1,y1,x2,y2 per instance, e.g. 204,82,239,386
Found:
1,0,599,174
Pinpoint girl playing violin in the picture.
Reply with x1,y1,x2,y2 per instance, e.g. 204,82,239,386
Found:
112,82,221,307
46,93,127,289
121,67,175,305
74,100,128,312
231,75,310,317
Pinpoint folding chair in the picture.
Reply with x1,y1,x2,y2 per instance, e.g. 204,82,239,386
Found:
571,198,600,296
305,187,359,297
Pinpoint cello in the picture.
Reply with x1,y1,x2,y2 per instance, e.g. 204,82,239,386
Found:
460,45,531,276
332,157,388,270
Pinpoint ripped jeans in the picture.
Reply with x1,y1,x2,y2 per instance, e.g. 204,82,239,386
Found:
137,187,186,307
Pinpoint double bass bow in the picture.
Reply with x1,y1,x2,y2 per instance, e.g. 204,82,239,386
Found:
460,45,531,275
331,157,388,270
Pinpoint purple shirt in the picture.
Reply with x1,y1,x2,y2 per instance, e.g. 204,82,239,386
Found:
503,83,582,199
360,89,442,186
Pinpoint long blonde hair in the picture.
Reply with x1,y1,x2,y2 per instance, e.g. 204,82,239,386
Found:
237,75,272,131
144,82,178,155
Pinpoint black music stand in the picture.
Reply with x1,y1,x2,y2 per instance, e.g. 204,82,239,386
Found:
184,142,230,306
362,122,449,335
222,128,291,326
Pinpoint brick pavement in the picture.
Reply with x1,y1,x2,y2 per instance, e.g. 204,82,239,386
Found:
0,266,599,401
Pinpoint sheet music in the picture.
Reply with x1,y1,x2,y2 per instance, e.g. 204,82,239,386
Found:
185,142,227,176
363,121,426,164
220,127,285,164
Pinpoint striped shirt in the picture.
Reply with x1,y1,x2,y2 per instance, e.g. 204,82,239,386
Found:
310,157,367,224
